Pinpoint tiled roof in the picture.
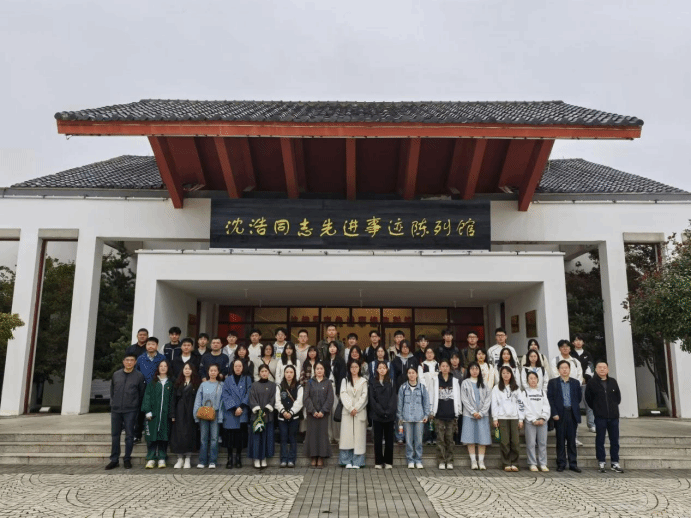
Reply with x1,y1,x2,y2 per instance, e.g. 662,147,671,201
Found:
11,156,687,196
11,155,164,189
54,99,644,126
538,159,688,194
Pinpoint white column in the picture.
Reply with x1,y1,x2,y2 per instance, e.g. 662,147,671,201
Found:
543,266,571,361
199,302,214,336
0,229,42,416
131,259,157,344
598,237,638,417
61,234,104,415
668,341,691,418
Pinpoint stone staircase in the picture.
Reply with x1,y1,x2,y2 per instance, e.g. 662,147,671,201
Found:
0,426,689,469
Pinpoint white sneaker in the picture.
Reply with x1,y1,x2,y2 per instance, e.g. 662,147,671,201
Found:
261,459,267,468
254,459,261,468
471,461,478,470
174,458,184,469
208,463,216,469
415,462,424,469
408,462,415,469
588,426,597,433
145,460,155,469
540,465,549,472
374,464,383,469
197,463,205,469
384,464,393,469
345,464,353,469
575,439,583,447
183,458,191,469
529,465,538,472
438,463,446,470
447,463,453,470
157,459,166,469
478,462,486,470
352,465,360,469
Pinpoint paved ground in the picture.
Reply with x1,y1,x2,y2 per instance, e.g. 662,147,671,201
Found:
0,464,688,518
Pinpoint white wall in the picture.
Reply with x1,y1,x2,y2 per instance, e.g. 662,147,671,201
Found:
153,282,198,347
504,283,547,358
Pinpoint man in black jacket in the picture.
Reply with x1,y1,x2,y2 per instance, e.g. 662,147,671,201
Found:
106,354,145,470
547,359,582,472
585,360,623,473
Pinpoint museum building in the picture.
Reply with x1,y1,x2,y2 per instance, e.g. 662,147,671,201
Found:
0,100,689,418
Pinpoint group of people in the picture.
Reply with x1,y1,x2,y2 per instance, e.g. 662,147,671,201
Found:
106,325,623,475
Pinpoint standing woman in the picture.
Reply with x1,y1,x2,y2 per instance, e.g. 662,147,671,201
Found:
475,349,497,389
300,346,319,386
450,353,465,445
193,364,224,469
418,346,439,446
234,344,255,380
248,364,276,469
430,359,462,470
523,371,551,472
275,365,303,468
460,362,492,470
397,366,431,469
369,346,390,377
276,342,301,386
339,359,369,469
348,346,370,380
255,344,278,382
170,362,201,469
141,359,174,468
496,347,521,387
521,350,548,392
492,366,525,472
369,361,397,469
303,361,334,468
326,341,346,445
222,359,252,469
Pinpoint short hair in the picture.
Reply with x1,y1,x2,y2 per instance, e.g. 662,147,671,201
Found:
211,337,223,343
416,334,427,342
257,363,270,375
442,329,454,336
198,332,209,340
275,327,288,336
467,330,478,338
369,329,381,337
558,339,572,349
227,330,238,338
326,324,337,330
424,346,436,359
572,334,586,343
169,326,181,335
595,359,608,367
297,329,309,336
147,337,159,345
527,339,540,349
231,358,247,376
526,371,539,381
123,353,137,360
249,328,262,336
399,340,411,353
347,333,358,340
394,330,405,337
494,327,506,335
374,345,388,357
181,337,194,346
137,328,149,334
557,359,571,370
450,352,461,361
439,359,451,368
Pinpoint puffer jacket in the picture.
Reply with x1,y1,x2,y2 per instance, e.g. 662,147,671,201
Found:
397,382,430,422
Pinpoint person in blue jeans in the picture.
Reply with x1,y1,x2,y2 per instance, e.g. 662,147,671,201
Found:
275,365,304,467
397,366,431,469
193,364,224,468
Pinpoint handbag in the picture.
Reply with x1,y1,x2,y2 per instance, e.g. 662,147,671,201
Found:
333,399,343,422
253,409,266,433
195,383,220,421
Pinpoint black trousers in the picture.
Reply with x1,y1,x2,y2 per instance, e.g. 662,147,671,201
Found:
373,420,394,466
110,410,138,463
555,409,578,469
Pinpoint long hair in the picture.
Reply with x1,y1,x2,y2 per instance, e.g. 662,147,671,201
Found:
497,366,519,392
523,349,543,368
346,359,362,387
465,361,485,389
496,347,516,369
281,364,298,391
281,341,297,365
306,345,319,362
349,346,364,365
262,343,275,358
174,362,201,389
373,360,391,385
328,340,342,358
154,360,173,382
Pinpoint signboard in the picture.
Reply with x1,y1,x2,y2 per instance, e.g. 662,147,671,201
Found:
210,199,490,250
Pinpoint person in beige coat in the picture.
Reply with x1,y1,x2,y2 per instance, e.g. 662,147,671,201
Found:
338,360,369,468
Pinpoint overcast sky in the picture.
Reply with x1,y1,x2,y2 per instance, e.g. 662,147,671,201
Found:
0,0,689,190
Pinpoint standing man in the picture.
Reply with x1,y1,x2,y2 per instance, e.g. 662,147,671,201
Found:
547,360,582,473
222,331,239,361
571,334,595,432
163,326,181,361
200,337,231,380
388,330,405,361
585,361,623,473
318,324,342,362
487,328,518,367
247,329,263,363
106,354,145,470
125,328,149,359
550,339,584,445
437,329,460,363
461,331,480,369
363,330,381,364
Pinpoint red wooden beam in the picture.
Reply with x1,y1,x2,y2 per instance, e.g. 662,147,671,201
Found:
498,140,528,189
445,139,465,195
57,120,643,140
173,137,206,186
148,136,184,208
345,139,356,200
235,137,256,191
213,137,243,198
401,138,421,200
518,139,555,211
293,138,307,191
460,139,487,199
280,137,300,198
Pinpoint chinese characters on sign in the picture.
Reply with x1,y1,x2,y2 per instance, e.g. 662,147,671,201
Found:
211,199,490,250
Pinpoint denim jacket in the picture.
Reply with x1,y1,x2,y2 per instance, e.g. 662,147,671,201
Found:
397,382,431,422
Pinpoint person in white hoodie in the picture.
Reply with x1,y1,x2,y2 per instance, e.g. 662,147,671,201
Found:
492,366,525,472
430,359,463,470
418,347,439,445
520,350,549,392
522,371,551,472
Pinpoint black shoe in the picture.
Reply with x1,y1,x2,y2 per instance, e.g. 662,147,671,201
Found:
124,460,132,469
569,466,582,473
235,452,242,468
611,463,624,473
226,459,234,469
105,461,119,470
556,466,565,472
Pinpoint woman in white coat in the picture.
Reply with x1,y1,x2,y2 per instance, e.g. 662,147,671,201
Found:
338,359,369,468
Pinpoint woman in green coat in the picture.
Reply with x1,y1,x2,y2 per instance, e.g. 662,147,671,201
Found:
141,360,174,468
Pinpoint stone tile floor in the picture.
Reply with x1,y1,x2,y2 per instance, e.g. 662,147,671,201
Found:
0,464,688,518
